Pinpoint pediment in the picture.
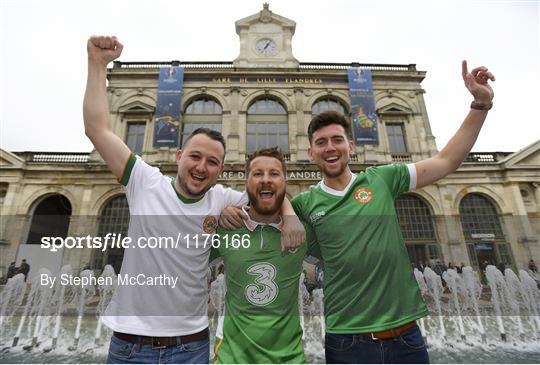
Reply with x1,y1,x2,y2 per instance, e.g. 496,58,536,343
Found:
0,149,25,169
502,139,540,168
377,103,413,115
118,101,155,114
235,4,296,32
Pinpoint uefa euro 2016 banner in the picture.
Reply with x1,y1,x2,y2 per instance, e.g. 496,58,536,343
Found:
153,67,185,148
347,68,379,146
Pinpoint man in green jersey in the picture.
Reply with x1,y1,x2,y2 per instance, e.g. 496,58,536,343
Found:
212,148,313,364
291,61,495,364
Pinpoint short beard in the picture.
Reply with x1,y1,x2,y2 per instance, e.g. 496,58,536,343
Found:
320,160,348,179
177,175,212,198
247,188,286,216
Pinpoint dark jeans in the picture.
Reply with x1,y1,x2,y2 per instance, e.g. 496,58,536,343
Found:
325,325,429,364
106,333,209,364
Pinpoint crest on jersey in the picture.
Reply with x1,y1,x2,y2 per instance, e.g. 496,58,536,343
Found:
354,187,373,204
203,216,218,233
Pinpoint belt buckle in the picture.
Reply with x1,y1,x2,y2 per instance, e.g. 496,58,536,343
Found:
370,332,380,341
152,337,168,349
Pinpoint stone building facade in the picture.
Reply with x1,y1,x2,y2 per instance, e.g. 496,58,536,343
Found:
1,5,539,279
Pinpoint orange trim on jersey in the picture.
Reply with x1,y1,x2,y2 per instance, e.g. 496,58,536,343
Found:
213,338,223,365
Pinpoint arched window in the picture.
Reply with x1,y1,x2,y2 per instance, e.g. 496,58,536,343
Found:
92,195,129,273
26,195,72,245
395,194,439,265
181,97,223,146
247,98,288,154
459,193,512,267
311,97,347,115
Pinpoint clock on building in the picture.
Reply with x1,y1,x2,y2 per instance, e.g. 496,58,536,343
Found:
255,38,277,57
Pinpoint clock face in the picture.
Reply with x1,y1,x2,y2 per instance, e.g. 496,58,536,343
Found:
255,38,277,56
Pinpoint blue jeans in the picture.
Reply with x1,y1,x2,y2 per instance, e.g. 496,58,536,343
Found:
325,326,429,364
106,333,209,364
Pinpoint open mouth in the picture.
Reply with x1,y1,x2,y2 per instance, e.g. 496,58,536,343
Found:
258,190,275,201
324,156,339,164
190,173,206,182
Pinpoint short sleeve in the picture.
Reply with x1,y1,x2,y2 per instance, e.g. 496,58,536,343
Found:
217,186,249,209
291,194,308,222
120,154,164,199
368,163,411,198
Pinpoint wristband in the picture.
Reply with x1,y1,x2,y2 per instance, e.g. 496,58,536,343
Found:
470,101,493,110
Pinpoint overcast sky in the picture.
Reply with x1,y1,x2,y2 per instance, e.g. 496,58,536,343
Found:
1,0,538,153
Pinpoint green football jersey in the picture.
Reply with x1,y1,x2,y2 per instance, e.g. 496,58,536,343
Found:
291,164,429,334
212,216,312,364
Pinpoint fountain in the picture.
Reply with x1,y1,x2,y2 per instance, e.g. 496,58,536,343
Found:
1,265,539,363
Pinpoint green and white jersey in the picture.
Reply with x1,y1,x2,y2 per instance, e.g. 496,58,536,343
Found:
291,163,429,334
212,210,314,364
102,154,248,336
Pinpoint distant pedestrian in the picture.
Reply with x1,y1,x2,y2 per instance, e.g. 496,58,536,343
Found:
6,262,17,279
529,259,538,273
18,259,30,281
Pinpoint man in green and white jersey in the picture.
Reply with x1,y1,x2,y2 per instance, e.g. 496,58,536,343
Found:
212,148,315,364
292,61,496,363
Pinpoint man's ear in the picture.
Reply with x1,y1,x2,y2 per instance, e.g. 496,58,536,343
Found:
175,149,183,163
348,140,355,154
307,146,314,162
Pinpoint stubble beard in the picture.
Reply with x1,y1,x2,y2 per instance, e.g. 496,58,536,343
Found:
177,174,212,198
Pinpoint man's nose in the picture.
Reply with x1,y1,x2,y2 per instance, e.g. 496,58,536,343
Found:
194,160,208,172
325,140,336,152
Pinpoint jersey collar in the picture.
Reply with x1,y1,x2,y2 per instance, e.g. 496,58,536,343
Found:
241,206,283,232
319,172,357,196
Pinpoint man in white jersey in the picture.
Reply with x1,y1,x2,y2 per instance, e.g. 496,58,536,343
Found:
84,35,305,364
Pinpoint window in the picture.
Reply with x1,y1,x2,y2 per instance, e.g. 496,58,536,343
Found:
25,195,72,245
396,194,439,265
247,98,288,153
460,193,513,269
386,124,407,154
311,97,347,115
459,194,504,240
92,195,129,273
181,98,222,146
395,195,436,241
126,122,146,153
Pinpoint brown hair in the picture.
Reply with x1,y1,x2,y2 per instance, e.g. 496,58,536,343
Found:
308,111,352,143
246,147,287,176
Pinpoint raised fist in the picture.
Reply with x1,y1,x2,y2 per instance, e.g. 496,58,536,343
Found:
87,35,123,67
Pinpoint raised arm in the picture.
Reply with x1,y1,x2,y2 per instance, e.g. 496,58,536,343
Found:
83,35,131,178
415,60,495,189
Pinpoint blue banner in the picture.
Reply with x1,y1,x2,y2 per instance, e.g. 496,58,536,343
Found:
153,67,184,148
347,68,379,145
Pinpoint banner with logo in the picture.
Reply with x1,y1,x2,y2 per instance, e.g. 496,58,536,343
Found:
347,68,379,145
152,67,184,148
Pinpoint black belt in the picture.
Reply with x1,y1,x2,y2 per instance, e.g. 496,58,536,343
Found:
113,328,208,348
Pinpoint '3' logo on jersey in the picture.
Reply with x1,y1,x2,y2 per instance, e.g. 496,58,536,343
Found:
245,262,278,306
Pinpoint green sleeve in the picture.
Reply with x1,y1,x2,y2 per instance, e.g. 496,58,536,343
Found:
368,163,410,198
291,194,307,221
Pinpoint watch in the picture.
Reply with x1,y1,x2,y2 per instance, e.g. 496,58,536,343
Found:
255,39,277,56
470,101,493,110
